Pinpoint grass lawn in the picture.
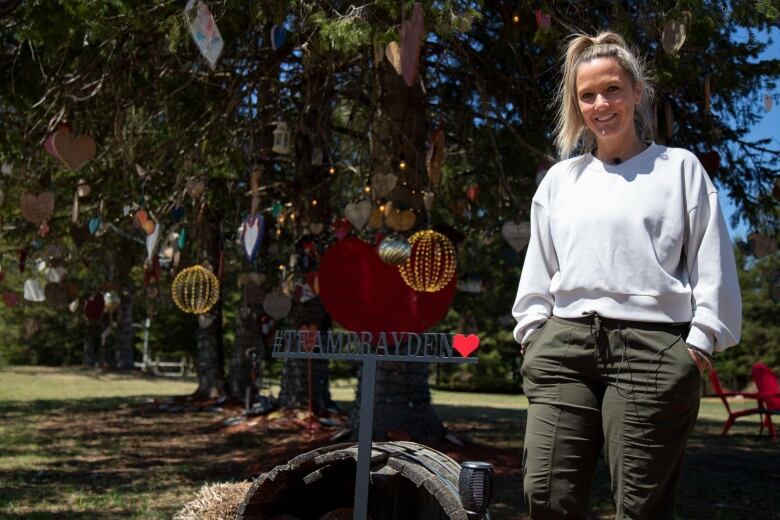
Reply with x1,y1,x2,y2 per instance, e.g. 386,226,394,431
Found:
1,366,778,519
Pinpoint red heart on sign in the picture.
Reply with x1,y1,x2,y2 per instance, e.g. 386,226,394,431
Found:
453,334,480,357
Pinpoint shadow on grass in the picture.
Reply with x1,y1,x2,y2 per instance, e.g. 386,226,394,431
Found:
1,397,778,520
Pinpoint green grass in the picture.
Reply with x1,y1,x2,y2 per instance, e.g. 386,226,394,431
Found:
0,366,777,519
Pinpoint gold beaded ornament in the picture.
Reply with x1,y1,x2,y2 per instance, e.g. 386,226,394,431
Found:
398,229,457,292
171,265,221,314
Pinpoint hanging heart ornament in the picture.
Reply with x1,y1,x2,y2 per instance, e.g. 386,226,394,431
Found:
242,215,265,262
21,192,55,224
263,290,292,320
344,199,373,230
661,13,690,55
51,126,96,171
501,221,531,252
371,172,398,198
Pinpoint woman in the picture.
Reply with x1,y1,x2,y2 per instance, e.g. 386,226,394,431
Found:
512,31,741,519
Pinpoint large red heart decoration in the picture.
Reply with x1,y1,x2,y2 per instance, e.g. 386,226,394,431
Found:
318,236,455,339
84,293,105,321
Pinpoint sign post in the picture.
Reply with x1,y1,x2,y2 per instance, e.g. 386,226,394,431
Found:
272,329,479,520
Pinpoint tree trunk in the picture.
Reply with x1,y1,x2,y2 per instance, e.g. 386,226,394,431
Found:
115,289,135,370
350,356,445,442
276,65,335,413
228,305,261,403
192,205,227,400
347,55,446,440
82,321,99,367
278,299,335,412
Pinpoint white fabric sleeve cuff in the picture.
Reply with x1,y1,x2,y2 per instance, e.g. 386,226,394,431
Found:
686,326,714,356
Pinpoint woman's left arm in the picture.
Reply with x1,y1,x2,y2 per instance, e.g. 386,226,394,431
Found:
685,187,742,355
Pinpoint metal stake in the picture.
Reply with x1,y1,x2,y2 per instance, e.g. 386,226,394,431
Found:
353,357,376,520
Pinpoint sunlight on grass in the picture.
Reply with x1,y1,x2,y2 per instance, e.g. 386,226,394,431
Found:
0,366,196,401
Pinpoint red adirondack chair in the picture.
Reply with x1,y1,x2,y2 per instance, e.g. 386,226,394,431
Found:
751,362,780,440
708,367,761,436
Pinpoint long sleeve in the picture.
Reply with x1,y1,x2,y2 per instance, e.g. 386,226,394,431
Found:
512,200,559,344
684,191,742,354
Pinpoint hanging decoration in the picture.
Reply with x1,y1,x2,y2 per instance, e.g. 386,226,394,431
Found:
385,205,417,232
84,293,105,321
88,217,101,235
765,93,774,112
400,3,424,87
104,291,121,312
272,122,291,154
146,221,161,261
378,234,412,265
371,172,397,198
18,248,27,273
535,10,551,30
344,199,372,230
318,236,455,339
422,190,435,211
50,126,96,171
70,222,90,247
76,179,91,198
23,279,45,302
184,0,224,70
270,24,287,50
197,314,216,329
178,228,187,250
242,215,265,262
661,12,690,55
186,177,206,199
501,221,531,252
385,41,403,75
2,292,18,307
44,282,69,309
749,232,778,258
426,126,446,186
398,229,457,292
171,265,220,314
367,207,384,229
465,183,480,202
333,218,353,240
263,290,292,320
45,266,66,283
1,162,12,175
21,192,54,224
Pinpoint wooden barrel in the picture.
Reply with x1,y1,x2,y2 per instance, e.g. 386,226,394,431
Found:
236,441,477,520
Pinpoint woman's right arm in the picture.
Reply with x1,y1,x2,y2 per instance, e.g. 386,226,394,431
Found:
512,199,558,347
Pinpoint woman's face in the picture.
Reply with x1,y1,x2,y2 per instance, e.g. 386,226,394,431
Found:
575,57,642,146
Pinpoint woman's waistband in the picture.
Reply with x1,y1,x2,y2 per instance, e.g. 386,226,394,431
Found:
552,314,690,335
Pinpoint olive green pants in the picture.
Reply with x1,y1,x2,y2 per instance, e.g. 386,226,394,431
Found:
521,315,701,520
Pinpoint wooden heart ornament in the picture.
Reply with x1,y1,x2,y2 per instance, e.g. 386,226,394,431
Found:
385,207,416,231
371,172,397,198
52,126,96,171
21,192,55,224
453,333,480,357
344,200,372,230
661,13,690,55
399,3,424,87
501,221,531,252
263,290,292,320
84,293,105,321
186,178,206,199
242,215,265,262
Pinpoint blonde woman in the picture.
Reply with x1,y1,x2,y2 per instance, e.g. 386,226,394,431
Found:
512,32,741,519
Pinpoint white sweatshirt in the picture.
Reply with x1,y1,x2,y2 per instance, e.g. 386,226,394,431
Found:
512,142,741,355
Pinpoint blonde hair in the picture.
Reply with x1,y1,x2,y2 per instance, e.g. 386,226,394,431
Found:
553,31,655,158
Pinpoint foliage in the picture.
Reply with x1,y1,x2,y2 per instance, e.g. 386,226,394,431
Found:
0,1,777,393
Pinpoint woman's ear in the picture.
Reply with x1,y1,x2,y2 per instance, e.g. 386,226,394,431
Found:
633,82,643,105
